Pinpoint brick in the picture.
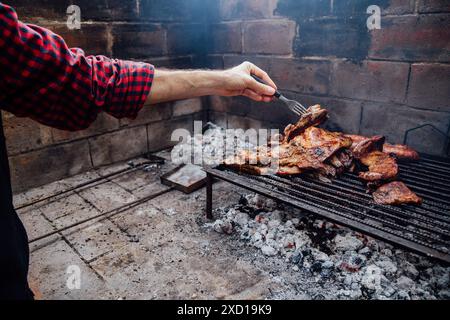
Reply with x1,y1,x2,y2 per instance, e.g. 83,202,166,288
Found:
172,98,203,117
193,55,224,69
2,113,53,155
209,22,242,54
112,24,166,58
145,56,193,69
275,0,330,18
209,95,251,117
140,0,204,21
243,20,295,55
223,55,272,72
383,0,416,15
11,0,72,22
418,0,450,13
39,193,100,229
360,102,449,155
293,17,369,60
77,181,135,213
270,58,331,95
369,15,450,62
64,218,130,262
89,126,148,167
34,244,116,299
330,60,409,103
9,140,92,193
73,0,139,21
331,0,414,16
167,23,207,55
19,208,56,251
219,0,278,20
147,116,194,151
277,94,363,134
46,23,110,55
120,102,172,126
52,112,120,143
406,63,450,112
29,240,114,299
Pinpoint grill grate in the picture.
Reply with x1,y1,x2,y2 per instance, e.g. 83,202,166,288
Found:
205,154,450,264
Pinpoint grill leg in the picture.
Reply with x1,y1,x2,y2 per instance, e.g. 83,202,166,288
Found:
206,173,213,219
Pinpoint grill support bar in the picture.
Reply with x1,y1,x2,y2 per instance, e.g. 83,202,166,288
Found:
206,173,213,220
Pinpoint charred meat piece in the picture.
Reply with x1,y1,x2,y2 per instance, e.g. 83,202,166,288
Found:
337,149,354,169
383,144,419,160
358,151,398,182
345,134,419,160
277,165,303,175
373,181,422,205
350,135,385,159
282,104,328,143
279,127,353,170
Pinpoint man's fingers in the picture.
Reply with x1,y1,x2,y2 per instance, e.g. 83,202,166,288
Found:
242,89,274,102
243,89,263,101
250,64,277,90
246,76,276,96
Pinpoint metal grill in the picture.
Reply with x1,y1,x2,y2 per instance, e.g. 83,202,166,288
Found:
205,154,450,264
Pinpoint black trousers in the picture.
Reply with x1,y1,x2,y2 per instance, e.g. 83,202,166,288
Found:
0,117,33,300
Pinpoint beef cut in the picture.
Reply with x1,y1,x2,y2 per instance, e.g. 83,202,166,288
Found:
373,181,422,205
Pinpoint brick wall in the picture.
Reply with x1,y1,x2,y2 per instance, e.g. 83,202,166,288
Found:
205,0,450,157
3,0,208,192
3,0,450,192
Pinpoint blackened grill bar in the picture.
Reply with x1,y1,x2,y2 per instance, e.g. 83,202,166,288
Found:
204,153,450,264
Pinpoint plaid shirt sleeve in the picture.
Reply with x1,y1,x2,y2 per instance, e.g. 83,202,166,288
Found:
0,3,154,131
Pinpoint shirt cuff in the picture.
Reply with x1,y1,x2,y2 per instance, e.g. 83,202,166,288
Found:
109,60,155,120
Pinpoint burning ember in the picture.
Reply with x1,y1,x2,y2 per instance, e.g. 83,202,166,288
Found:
207,193,450,300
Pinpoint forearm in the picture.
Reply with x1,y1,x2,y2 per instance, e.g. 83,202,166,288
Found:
147,69,224,104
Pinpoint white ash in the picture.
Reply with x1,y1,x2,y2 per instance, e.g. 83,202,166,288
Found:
171,123,266,166
206,193,450,300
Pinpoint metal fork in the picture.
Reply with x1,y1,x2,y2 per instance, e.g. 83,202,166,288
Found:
251,74,308,116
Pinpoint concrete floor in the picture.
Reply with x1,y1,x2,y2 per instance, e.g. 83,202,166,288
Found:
15,150,313,300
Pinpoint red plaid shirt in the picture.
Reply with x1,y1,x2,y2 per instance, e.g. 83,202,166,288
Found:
0,3,154,131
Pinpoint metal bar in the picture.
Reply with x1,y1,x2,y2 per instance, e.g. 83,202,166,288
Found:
29,187,173,244
206,173,213,220
15,160,157,210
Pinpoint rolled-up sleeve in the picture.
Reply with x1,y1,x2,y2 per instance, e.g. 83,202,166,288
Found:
0,3,154,131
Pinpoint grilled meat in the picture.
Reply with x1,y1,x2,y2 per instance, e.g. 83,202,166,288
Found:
345,134,419,160
358,151,398,182
350,135,385,159
373,181,422,205
280,127,353,169
223,104,421,205
383,144,419,160
283,104,328,143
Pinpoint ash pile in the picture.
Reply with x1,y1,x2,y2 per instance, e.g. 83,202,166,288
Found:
208,194,450,300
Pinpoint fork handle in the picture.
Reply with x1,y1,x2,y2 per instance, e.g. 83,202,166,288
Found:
251,74,281,98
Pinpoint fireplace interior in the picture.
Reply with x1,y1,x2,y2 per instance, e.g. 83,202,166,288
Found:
2,0,449,300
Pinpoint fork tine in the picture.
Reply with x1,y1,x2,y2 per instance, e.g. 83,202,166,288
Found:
289,105,301,116
291,105,303,115
296,102,308,112
292,104,306,115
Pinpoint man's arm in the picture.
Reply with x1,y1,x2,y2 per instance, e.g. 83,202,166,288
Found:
148,62,277,104
0,3,276,132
